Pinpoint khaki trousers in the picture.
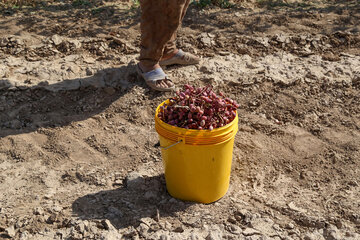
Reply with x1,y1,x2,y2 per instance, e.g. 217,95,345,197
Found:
139,0,191,68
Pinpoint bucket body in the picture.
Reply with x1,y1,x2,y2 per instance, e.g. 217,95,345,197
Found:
155,100,238,203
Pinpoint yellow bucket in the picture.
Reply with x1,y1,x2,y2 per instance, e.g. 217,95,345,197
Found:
155,100,238,203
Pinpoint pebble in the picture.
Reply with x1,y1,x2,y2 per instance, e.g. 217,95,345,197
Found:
200,34,212,46
242,228,260,236
0,37,9,47
76,222,86,233
286,223,294,229
33,207,44,215
86,67,93,76
101,219,116,230
137,223,149,236
83,57,96,64
51,34,63,46
5,225,16,238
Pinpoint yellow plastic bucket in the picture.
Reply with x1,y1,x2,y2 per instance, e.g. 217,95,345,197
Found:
155,100,238,203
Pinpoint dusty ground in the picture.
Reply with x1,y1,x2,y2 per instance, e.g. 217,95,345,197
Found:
0,0,360,239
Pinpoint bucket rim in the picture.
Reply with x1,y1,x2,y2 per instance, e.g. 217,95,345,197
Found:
155,99,238,145
155,99,238,133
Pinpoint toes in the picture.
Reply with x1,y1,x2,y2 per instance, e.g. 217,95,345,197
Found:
155,79,173,88
165,79,174,87
156,80,167,88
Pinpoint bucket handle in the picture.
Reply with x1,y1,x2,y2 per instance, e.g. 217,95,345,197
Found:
160,140,183,150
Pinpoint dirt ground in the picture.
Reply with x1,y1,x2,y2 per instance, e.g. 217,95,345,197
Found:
0,0,359,239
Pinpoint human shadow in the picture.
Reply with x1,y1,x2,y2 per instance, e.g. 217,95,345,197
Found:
1,0,141,38
72,174,192,230
185,0,359,35
0,62,164,138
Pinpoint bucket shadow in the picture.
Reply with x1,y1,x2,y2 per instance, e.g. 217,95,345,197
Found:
72,174,192,230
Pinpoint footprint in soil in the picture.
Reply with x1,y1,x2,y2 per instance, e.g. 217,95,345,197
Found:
72,174,192,229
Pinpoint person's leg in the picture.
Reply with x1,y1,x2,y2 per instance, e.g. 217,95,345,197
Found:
139,0,189,89
139,0,188,69
162,0,191,60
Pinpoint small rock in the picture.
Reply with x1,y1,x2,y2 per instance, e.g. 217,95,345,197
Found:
173,225,184,233
86,67,93,76
255,37,270,47
286,223,294,229
83,57,96,64
137,223,149,237
64,54,79,62
242,228,260,236
51,34,63,46
102,219,116,231
322,53,340,62
33,207,44,215
288,202,306,213
219,51,230,56
275,33,289,43
69,39,82,49
227,216,237,224
76,222,86,233
348,180,358,187
5,225,16,238
0,37,9,47
112,37,125,46
200,33,212,47
46,213,58,224
113,179,123,186
14,38,23,45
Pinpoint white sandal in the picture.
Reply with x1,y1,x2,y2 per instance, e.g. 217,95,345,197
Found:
136,64,175,92
159,49,200,67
